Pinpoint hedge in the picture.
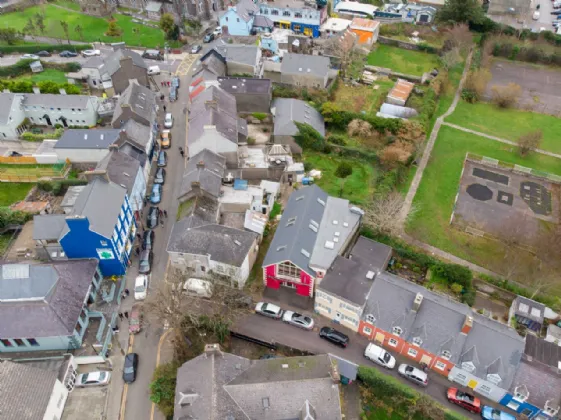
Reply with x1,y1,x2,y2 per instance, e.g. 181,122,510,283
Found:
0,44,92,54
0,60,81,78
21,128,64,142
321,102,403,135
0,207,33,229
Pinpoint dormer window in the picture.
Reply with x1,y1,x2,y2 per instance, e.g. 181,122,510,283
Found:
365,314,376,324
461,361,476,373
412,337,423,346
441,350,452,360
392,326,403,337
486,373,501,385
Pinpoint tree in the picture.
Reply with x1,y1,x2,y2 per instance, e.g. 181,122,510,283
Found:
106,20,122,37
365,191,415,236
517,130,542,157
490,83,521,108
462,68,491,103
437,0,485,25
23,18,36,40
335,161,353,197
444,23,473,53
60,21,70,45
11,80,34,93
439,47,461,70
323,30,358,78
160,12,175,34
34,13,46,36
149,361,179,418
0,28,23,45
74,24,84,42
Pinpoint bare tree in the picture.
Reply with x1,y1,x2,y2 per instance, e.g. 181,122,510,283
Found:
323,30,358,78
365,192,416,236
439,47,461,70
444,23,473,53
517,130,542,157
202,0,211,21
491,83,522,108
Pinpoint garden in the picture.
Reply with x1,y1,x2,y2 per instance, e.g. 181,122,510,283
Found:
331,79,394,117
367,44,440,76
0,182,34,206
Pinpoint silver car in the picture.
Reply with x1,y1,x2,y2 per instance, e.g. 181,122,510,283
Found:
76,371,111,387
398,364,428,387
282,310,314,330
255,302,283,319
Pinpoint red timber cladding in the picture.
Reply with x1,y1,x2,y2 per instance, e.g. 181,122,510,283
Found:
358,321,455,376
296,271,313,297
264,265,280,289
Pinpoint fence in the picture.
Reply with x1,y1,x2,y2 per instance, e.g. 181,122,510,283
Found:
0,160,70,182
0,156,37,164
377,35,441,54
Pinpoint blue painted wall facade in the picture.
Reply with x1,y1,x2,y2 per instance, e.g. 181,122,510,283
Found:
499,393,543,418
258,4,326,37
60,196,135,277
220,8,254,36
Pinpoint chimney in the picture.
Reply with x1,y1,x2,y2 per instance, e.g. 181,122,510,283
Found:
59,88,67,95
204,343,222,357
191,181,201,196
32,87,40,94
461,315,473,335
330,361,340,384
84,169,110,183
205,100,218,109
413,293,423,312
109,143,119,151
196,160,205,169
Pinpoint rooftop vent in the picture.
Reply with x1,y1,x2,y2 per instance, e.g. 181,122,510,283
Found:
317,198,325,206
334,232,340,237
262,397,270,409
299,67,303,71
332,220,338,225
100,134,104,140
234,240,241,246
282,364,289,368
84,134,88,140
308,224,318,232
296,195,304,201
333,237,339,243
343,222,349,227
301,248,310,257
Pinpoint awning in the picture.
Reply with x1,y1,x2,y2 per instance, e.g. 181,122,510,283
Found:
279,20,291,25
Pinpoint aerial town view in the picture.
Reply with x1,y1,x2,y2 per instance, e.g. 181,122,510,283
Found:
1,0,561,418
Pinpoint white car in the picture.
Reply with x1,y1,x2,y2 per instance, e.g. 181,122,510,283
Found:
255,302,283,319
134,274,149,300
282,310,314,330
164,113,173,128
22,54,40,60
532,11,540,20
76,371,111,387
82,49,101,57
213,26,222,36
147,65,161,75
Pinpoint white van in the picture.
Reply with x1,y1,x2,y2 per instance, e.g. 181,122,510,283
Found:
148,65,161,75
532,11,540,20
183,278,212,298
364,343,396,369
134,274,149,300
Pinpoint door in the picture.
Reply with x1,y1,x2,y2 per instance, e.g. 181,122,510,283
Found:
43,114,52,126
304,27,312,36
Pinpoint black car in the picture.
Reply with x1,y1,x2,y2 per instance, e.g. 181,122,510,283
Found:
157,150,168,167
138,250,153,274
154,167,166,184
59,50,78,57
319,327,349,348
169,86,178,102
123,353,139,384
203,33,214,43
146,206,159,229
36,50,51,57
142,230,155,250
142,49,163,61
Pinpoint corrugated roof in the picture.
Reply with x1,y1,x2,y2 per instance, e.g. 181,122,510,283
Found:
387,79,415,103
350,17,380,31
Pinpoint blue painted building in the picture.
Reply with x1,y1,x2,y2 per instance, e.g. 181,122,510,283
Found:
0,260,102,354
220,0,259,36
258,1,327,37
59,176,136,277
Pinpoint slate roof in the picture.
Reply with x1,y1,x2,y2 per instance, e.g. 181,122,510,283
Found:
281,53,330,78
60,177,126,240
218,77,272,95
98,49,147,78
121,119,152,150
363,272,524,389
196,51,227,78
82,55,105,69
0,260,98,338
174,351,342,420
319,237,392,306
512,296,545,324
189,85,237,119
0,92,19,125
33,214,67,241
0,360,58,420
214,44,259,67
178,149,226,200
145,1,162,12
112,80,157,126
54,129,120,149
253,14,274,28
510,357,561,409
167,222,257,267
188,107,240,145
22,94,93,109
524,332,561,368
95,150,141,196
233,0,259,22
271,98,325,137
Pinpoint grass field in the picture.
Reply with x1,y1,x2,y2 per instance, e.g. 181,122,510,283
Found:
367,44,440,76
446,101,561,154
15,69,68,84
0,5,165,48
52,0,81,11
406,125,561,281
0,183,33,206
332,79,394,116
303,152,376,205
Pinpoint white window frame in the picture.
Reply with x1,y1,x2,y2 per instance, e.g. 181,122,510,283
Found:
388,338,398,348
365,314,376,324
278,261,301,279
407,347,418,357
435,361,446,371
363,326,372,334
392,326,403,336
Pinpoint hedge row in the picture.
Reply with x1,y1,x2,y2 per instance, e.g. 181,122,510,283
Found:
38,179,88,196
320,102,403,135
21,128,64,142
0,60,81,78
491,41,561,67
0,207,33,229
0,44,92,54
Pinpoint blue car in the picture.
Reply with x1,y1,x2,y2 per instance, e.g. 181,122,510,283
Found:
157,150,167,167
481,406,516,420
150,184,162,204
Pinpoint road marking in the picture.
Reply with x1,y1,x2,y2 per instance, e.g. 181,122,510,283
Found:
150,328,175,420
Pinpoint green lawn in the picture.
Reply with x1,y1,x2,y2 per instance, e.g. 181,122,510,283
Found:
0,183,33,206
303,153,376,205
446,101,561,155
367,44,440,76
332,79,394,116
14,68,68,84
406,125,561,278
0,5,165,48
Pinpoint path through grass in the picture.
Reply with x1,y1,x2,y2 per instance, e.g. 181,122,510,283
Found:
367,44,439,76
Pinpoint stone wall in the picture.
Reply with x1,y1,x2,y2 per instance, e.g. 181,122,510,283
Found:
377,35,440,54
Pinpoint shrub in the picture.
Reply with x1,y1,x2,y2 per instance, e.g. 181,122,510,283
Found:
149,361,179,418
462,69,491,103
247,137,256,145
379,141,414,168
347,119,372,138
433,262,473,289
517,130,543,157
0,207,32,229
21,127,64,141
461,289,476,306
490,83,521,108
320,102,402,134
327,134,347,145
450,283,464,294
251,112,268,121
294,122,328,152
417,87,437,130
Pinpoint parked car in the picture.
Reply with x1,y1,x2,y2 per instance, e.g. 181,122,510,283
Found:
364,343,396,369
123,353,139,384
481,406,516,420
255,302,284,319
164,112,174,129
203,33,214,43
36,50,51,57
191,44,202,54
82,49,101,57
22,54,40,60
213,26,222,36
129,304,143,334
150,183,162,204
447,388,481,414
134,274,149,300
138,250,153,274
533,11,540,19
172,76,180,88
160,130,171,148
398,364,428,386
260,354,279,360
59,50,78,57
154,167,166,185
169,86,178,102
157,150,167,167
146,206,159,229
142,49,163,61
76,371,111,387
147,65,161,75
142,230,155,250
319,326,349,348
282,310,314,330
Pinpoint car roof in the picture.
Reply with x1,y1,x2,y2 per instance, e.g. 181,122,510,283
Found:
263,302,280,311
135,275,147,286
140,250,151,258
85,371,103,380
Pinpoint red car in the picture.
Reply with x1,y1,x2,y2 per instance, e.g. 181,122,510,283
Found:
128,304,143,334
447,388,481,414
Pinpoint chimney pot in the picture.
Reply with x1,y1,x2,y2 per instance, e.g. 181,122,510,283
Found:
461,315,473,335
413,293,423,312
197,160,205,169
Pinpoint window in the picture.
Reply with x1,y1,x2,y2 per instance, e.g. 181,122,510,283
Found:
278,261,301,279
388,338,398,347
27,338,39,346
295,12,302,17
441,350,452,360
100,241,107,246
363,326,372,334
293,24,301,32
283,10,290,16
225,16,228,21
1,339,12,347
56,394,64,409
216,265,224,273
14,339,26,347
412,337,423,346
271,9,278,15
392,326,403,336
262,9,268,14
236,17,239,22
407,347,418,357
435,361,446,371
365,314,376,324
201,266,206,272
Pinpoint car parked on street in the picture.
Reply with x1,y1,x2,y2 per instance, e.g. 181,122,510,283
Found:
82,49,101,57
364,343,396,369
157,150,167,167
129,304,143,334
22,54,40,60
191,44,202,54
255,302,284,319
138,250,153,274
319,326,349,348
397,364,428,386
150,183,162,204
147,65,161,75
282,310,314,330
213,26,222,36
154,167,166,185
164,113,174,128
59,50,78,57
146,206,159,229
76,371,111,387
203,33,214,43
36,50,51,57
134,274,149,300
447,388,481,414
481,406,516,420
160,130,171,148
123,353,139,383
142,230,155,250
142,49,163,61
